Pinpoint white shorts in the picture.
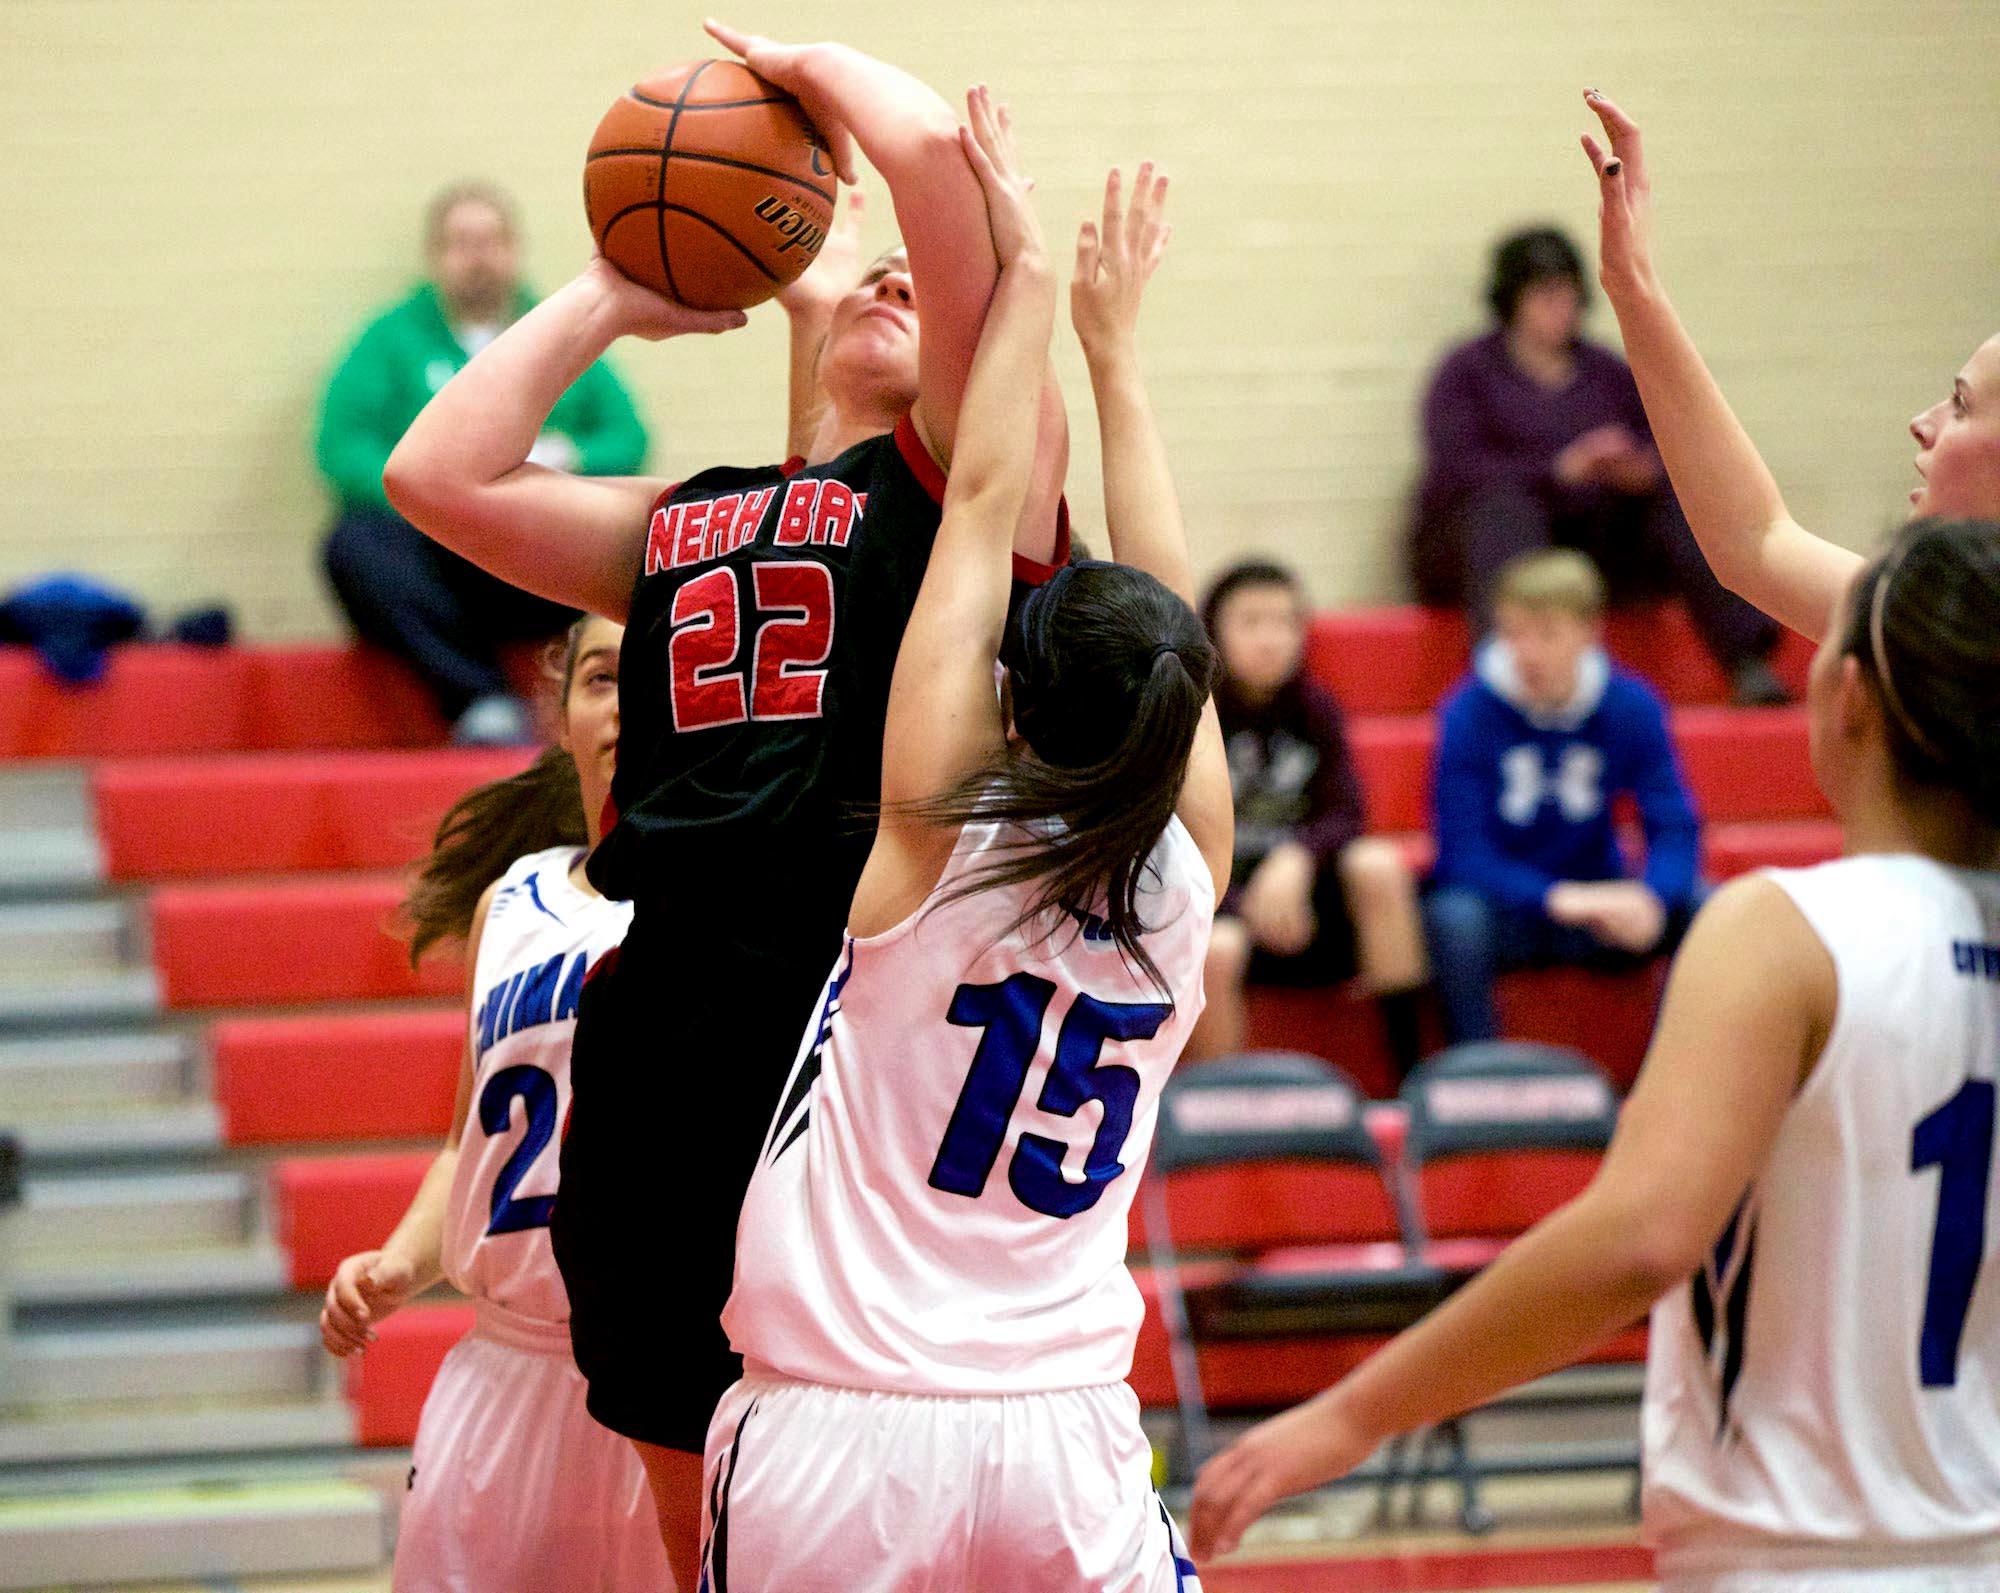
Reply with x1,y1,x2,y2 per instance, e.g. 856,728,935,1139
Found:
699,1368,1200,1592
391,1303,673,1593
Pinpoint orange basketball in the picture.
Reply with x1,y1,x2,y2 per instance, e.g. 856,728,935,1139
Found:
584,60,837,312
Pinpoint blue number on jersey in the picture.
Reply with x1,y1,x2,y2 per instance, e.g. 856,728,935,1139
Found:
929,975,1171,1219
479,1063,559,1235
1911,1077,1996,1388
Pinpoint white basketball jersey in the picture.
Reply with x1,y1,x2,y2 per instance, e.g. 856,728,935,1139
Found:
441,848,631,1325
1644,855,2000,1576
724,816,1215,1395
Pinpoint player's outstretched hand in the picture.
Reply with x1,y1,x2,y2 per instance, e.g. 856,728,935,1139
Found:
1071,163,1171,358
776,185,868,317
319,1249,416,1357
958,85,1044,272
1579,89,1656,301
1189,1392,1376,1560
704,19,860,185
579,255,748,342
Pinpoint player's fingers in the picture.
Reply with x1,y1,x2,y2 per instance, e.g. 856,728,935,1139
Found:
702,18,754,58
1073,219,1101,287
1583,89,1646,177
331,1268,372,1325
1099,169,1125,266
1126,162,1155,248
957,123,1001,193
838,184,866,235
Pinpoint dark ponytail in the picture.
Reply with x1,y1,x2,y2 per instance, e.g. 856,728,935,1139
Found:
402,621,594,962
897,561,1216,992
1841,517,2000,827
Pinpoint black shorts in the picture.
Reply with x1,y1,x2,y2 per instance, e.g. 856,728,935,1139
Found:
551,914,836,1453
1242,863,1360,988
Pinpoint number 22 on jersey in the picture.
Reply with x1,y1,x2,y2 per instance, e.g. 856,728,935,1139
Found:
669,561,834,731
928,974,1171,1220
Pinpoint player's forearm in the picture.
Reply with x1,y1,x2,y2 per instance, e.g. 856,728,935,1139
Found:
375,1147,458,1298
1602,280,1793,595
1325,1186,1674,1451
799,44,959,184
1085,344,1195,604
943,259,1056,539
386,274,627,513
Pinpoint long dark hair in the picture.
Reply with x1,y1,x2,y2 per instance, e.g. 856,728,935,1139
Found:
1839,517,2000,826
403,622,594,962
899,561,1216,992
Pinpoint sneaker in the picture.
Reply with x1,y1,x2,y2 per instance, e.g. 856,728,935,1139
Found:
451,694,535,746
1729,658,1792,707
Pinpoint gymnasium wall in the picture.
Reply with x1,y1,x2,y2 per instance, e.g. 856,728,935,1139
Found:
2,0,1994,638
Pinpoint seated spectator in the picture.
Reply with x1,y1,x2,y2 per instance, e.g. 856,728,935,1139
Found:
317,181,648,743
1187,561,1429,1079
1407,224,1787,706
1423,550,1702,1044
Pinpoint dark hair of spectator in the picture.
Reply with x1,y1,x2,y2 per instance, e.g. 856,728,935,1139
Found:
403,621,591,962
424,180,519,249
1838,517,2000,827
896,561,1217,992
1200,558,1303,637
1487,225,1590,325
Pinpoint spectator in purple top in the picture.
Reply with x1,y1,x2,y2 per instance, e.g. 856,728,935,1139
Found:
1187,560,1430,1081
1408,225,1788,706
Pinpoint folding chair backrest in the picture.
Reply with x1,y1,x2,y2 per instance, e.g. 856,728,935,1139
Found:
1401,1042,1619,1241
1143,1051,1401,1252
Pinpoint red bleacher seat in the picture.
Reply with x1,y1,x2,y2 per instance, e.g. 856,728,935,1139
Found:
1302,604,1814,717
1243,960,1666,1096
344,1303,476,1446
1346,707,1821,831
1401,1044,1647,1365
1705,819,1842,879
151,877,462,1008
213,1008,463,1145
96,749,531,880
273,1150,435,1288
0,644,452,757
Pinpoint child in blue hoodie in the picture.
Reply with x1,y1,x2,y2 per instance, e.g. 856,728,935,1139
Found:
1425,549,1701,1043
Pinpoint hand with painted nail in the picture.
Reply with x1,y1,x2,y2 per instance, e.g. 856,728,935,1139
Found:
1579,90,1656,301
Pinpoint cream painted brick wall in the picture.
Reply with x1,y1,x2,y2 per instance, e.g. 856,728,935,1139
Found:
1,1,1994,636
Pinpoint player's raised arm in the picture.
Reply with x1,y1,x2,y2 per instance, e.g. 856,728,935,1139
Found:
1072,167,1232,894
706,21,1068,565
849,88,1055,933
1579,91,1861,640
382,263,746,621
1188,875,1832,1559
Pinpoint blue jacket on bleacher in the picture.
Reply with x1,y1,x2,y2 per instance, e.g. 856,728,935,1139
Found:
1430,641,1701,915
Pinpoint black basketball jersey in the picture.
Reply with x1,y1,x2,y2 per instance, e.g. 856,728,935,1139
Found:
589,416,1066,950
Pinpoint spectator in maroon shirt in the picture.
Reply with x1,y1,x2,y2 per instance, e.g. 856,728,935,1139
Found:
1407,225,1788,706
1187,561,1429,1081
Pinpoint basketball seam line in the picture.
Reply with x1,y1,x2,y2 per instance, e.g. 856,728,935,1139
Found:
629,91,791,111
655,61,718,305
599,201,785,286
595,146,834,206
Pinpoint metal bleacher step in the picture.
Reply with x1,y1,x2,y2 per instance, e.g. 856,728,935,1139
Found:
7,1319,328,1409
13,1239,291,1309
13,1100,222,1165
0,1395,356,1469
0,830,104,903
0,1029,195,1117
0,967,160,1032
0,898,141,975
19,1169,255,1260
0,1475,385,1588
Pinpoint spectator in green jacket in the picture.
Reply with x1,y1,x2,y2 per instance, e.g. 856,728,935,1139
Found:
317,181,648,743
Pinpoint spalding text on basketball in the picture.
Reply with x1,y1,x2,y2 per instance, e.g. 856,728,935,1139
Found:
754,196,828,256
